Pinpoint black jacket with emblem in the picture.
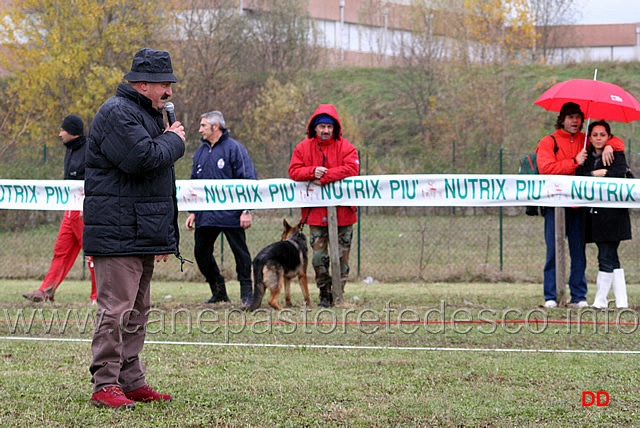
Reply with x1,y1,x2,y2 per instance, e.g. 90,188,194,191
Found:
83,83,185,256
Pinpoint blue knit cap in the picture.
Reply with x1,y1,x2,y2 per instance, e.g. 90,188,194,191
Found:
313,114,336,127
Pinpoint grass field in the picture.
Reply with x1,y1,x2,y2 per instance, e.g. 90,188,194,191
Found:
2,278,640,427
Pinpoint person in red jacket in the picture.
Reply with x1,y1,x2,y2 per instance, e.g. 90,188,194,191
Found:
536,102,624,309
288,104,360,307
22,115,97,304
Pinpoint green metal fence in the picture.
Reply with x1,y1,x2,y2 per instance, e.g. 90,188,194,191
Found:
2,208,639,287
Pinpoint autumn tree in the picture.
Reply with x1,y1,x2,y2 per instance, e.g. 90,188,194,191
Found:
0,0,172,166
239,77,312,178
528,0,577,63
243,0,320,82
171,0,320,155
461,0,538,64
388,0,447,149
170,0,249,141
436,0,539,169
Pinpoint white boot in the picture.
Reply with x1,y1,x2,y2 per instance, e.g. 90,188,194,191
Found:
612,268,628,309
591,271,613,309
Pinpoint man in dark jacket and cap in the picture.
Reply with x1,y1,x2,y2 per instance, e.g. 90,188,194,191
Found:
22,114,97,304
84,48,186,409
288,104,360,307
185,110,257,308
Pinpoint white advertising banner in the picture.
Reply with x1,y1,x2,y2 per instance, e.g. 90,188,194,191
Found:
0,174,637,211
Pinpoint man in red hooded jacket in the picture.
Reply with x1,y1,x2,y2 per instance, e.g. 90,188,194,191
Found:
288,104,360,307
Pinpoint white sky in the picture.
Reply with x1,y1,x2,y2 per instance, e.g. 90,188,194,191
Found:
576,0,640,25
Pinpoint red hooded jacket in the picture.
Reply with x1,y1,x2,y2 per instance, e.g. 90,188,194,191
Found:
288,104,360,226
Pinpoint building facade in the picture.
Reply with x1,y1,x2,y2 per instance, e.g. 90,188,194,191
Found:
242,0,640,66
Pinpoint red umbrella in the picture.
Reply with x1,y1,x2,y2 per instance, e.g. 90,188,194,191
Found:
534,78,640,123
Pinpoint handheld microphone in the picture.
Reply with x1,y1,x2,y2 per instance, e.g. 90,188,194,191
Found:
164,102,176,126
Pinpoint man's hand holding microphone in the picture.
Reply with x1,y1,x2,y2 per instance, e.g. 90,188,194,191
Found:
164,101,185,141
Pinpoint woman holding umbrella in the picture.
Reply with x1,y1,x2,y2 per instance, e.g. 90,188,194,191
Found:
577,120,630,309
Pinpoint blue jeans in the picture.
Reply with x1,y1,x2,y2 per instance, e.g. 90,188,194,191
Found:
543,207,587,303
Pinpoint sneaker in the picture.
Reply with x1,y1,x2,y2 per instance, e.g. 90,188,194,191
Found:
569,301,588,309
543,300,557,309
91,385,135,409
124,384,173,402
22,289,54,302
90,299,97,306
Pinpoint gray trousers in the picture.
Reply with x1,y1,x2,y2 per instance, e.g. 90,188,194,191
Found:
89,256,153,393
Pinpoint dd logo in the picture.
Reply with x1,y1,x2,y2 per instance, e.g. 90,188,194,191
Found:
582,391,610,407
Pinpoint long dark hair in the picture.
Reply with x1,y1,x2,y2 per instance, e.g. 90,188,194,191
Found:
588,120,612,137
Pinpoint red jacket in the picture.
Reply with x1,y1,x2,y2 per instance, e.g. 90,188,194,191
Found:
288,104,360,226
536,129,624,175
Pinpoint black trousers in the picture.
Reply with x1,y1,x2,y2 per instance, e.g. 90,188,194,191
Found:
595,241,621,272
194,226,252,304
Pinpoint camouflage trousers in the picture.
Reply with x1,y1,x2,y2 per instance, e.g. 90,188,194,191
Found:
308,225,353,290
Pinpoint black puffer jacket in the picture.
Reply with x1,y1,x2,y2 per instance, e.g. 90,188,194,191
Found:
63,135,87,180
83,83,185,256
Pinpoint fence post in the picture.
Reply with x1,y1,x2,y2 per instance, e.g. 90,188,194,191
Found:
356,207,361,278
327,206,343,304
499,148,503,271
554,207,567,305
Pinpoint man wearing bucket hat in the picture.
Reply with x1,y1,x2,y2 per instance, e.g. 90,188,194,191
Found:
288,104,360,307
22,114,97,304
84,48,186,409
536,101,624,310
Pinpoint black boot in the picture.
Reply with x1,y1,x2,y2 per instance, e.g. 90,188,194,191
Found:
239,281,253,309
204,282,230,304
318,285,332,308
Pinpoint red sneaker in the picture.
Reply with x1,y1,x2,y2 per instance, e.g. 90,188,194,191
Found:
91,385,135,409
124,384,173,402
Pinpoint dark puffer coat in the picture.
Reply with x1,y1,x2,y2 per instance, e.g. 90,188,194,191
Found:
577,150,632,243
83,83,185,256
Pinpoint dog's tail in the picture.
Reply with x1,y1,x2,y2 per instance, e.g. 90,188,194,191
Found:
248,259,265,311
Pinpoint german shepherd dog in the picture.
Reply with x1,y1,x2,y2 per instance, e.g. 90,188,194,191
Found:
248,219,312,310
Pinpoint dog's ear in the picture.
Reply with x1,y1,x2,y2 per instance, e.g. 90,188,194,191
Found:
283,218,292,232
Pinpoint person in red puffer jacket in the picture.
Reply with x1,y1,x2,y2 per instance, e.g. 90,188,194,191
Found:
288,104,360,307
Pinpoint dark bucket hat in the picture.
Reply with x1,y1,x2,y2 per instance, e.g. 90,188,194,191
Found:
123,48,178,83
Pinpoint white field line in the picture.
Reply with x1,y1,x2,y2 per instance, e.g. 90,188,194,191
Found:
1,335,640,354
